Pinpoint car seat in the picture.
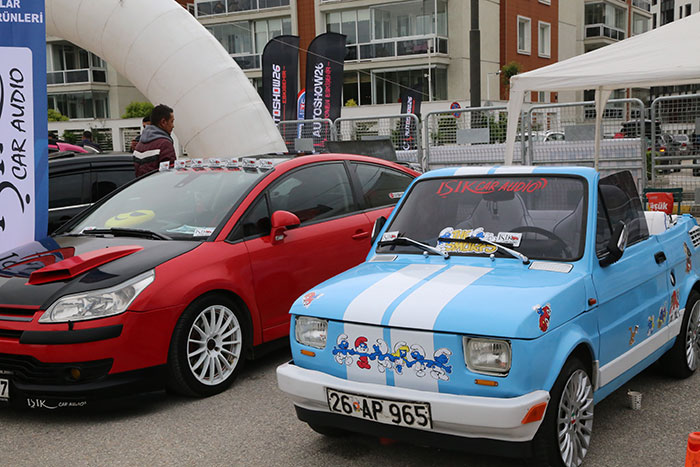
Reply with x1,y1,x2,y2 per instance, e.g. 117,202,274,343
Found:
461,193,533,232
552,198,584,253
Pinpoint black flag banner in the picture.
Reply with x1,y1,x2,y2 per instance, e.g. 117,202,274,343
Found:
262,35,299,124
399,85,423,150
304,32,346,147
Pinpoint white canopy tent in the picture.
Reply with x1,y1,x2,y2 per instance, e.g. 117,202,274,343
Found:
504,13,700,166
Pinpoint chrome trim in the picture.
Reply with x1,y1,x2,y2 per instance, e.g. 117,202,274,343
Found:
48,203,91,212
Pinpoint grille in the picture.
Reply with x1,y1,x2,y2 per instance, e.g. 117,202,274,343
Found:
690,226,700,249
0,306,39,317
0,354,113,385
0,329,22,339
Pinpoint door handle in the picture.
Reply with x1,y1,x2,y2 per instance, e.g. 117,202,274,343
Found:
654,251,667,264
352,231,370,240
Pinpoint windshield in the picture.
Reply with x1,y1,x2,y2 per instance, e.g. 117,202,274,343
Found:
377,175,587,261
66,168,267,240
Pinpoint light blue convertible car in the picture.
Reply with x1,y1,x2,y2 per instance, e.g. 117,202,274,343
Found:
277,166,700,467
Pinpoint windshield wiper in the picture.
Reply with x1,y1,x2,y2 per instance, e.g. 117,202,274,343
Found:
79,227,172,241
379,236,449,259
437,235,529,264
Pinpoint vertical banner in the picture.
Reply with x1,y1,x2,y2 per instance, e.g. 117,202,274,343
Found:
262,35,299,124
0,0,48,252
399,85,422,150
304,32,346,148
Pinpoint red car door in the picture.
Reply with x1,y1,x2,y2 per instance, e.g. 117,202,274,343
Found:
244,162,373,341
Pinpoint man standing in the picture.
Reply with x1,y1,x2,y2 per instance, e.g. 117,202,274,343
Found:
133,104,176,176
81,131,101,151
130,115,151,152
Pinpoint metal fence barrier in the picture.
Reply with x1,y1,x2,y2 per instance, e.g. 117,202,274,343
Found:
526,98,646,185
650,94,700,211
334,114,423,168
277,119,336,153
423,106,525,169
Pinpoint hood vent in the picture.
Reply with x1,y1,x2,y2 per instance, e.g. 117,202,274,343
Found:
690,226,700,249
529,261,573,273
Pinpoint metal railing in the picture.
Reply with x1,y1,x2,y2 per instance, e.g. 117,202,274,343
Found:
345,35,448,61
47,68,107,85
277,119,336,153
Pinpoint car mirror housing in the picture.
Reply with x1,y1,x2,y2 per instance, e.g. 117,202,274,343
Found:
271,210,301,243
599,221,628,267
371,216,387,244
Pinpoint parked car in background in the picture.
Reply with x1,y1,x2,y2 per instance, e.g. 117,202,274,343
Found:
278,167,700,467
49,152,136,233
0,154,418,408
48,139,101,154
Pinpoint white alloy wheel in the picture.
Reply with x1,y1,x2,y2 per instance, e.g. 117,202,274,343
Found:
187,304,242,386
557,369,594,467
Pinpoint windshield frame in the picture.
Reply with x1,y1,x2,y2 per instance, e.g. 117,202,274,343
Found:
377,173,589,262
55,167,278,241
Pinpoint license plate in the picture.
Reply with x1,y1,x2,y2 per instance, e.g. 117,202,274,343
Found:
326,388,432,429
0,379,8,400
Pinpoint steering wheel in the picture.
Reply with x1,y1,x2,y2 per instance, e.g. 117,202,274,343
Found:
510,226,573,258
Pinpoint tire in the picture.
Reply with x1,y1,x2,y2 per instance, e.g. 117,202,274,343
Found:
167,293,247,397
660,291,700,379
527,358,594,467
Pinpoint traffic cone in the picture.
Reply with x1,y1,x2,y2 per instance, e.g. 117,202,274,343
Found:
686,432,700,467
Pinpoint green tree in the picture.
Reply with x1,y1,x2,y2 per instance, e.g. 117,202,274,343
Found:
48,108,69,121
122,101,154,119
500,61,522,89
61,130,80,144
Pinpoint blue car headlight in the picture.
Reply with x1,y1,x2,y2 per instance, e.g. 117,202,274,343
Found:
295,316,328,349
463,337,512,376
39,270,155,323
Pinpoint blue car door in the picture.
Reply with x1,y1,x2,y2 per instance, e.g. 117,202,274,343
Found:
592,173,670,392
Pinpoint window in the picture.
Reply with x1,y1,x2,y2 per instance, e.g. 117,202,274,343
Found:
351,163,414,209
48,91,110,119
205,18,291,69
373,67,446,104
632,13,650,35
269,164,355,224
371,0,447,39
196,0,289,16
539,0,551,4
518,16,531,55
686,4,692,16
228,196,271,241
49,173,85,209
597,171,649,254
343,71,371,106
538,21,551,58
92,170,135,202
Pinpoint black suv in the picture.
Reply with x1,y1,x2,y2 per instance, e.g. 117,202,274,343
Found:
49,152,135,233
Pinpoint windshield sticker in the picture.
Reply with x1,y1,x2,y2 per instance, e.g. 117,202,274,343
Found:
166,225,200,235
535,304,551,332
104,210,155,228
436,227,497,255
193,227,215,237
436,178,548,198
302,291,323,308
389,191,404,200
333,334,452,381
381,231,399,242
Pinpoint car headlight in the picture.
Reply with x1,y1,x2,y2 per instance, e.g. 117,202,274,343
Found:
463,337,512,376
39,270,155,323
295,316,328,349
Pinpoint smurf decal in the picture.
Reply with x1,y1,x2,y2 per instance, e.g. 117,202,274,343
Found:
629,325,639,346
647,315,656,336
535,304,551,332
670,289,681,321
658,303,668,328
684,242,692,273
332,334,452,381
302,291,323,308
437,227,497,255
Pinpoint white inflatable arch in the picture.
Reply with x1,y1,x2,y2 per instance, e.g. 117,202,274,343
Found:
46,0,287,157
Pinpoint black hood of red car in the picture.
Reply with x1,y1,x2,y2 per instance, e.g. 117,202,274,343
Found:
0,236,199,309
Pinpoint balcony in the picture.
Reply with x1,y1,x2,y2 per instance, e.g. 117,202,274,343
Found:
47,68,107,85
196,0,289,17
585,24,625,41
632,0,651,11
346,36,447,62
232,53,261,70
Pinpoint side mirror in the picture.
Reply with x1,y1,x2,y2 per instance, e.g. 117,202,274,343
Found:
270,210,300,244
599,221,628,267
371,216,387,244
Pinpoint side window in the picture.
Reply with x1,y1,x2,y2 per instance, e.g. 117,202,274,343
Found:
228,196,271,242
269,163,354,224
92,169,134,201
598,171,649,247
351,162,413,209
49,173,86,208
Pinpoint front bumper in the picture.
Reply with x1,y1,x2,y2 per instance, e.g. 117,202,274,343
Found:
277,361,550,445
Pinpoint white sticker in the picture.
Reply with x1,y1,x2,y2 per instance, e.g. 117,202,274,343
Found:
192,158,204,168
158,161,170,171
80,226,98,233
381,231,399,242
389,192,404,199
208,158,223,168
193,227,215,237
496,232,523,247
174,160,188,170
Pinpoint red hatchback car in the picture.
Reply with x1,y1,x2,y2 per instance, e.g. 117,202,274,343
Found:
0,154,417,408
